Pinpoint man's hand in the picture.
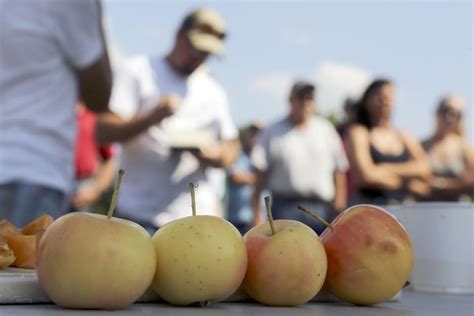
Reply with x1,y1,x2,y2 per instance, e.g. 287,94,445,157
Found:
97,94,182,144
193,143,222,166
252,213,264,227
72,184,101,210
191,139,240,169
333,200,346,213
150,94,181,124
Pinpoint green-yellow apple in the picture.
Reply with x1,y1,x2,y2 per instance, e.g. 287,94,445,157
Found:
309,204,414,306
242,197,327,306
36,170,156,309
151,183,247,306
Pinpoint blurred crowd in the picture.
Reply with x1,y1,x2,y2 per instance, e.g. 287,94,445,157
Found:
0,1,472,234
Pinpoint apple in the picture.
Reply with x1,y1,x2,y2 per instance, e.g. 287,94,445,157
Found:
301,204,414,306
242,197,327,306
151,183,247,306
36,170,156,309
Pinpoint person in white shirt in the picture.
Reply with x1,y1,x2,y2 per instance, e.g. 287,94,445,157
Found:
0,0,112,226
251,81,349,234
97,8,240,232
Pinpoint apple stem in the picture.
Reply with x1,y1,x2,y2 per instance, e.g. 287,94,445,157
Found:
107,169,125,220
264,196,276,236
188,182,197,216
297,205,333,230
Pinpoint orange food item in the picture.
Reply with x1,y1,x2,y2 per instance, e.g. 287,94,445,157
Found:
0,220,22,238
0,237,16,269
4,235,36,269
35,229,46,249
21,214,54,235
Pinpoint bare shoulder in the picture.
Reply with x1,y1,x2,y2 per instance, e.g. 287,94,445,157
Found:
348,124,369,139
461,138,474,155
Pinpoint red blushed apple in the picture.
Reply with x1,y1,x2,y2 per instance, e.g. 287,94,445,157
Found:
321,204,414,305
243,220,327,306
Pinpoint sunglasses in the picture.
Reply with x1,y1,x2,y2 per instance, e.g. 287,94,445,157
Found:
194,23,226,40
438,106,463,120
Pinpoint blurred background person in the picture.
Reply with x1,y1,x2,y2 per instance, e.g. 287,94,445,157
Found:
72,102,117,213
0,0,112,226
226,121,263,234
347,79,431,205
251,81,348,234
337,98,358,204
336,98,358,138
422,95,474,201
96,8,239,233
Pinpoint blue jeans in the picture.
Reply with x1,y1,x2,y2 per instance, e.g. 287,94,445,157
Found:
114,210,158,237
271,195,336,235
0,182,67,227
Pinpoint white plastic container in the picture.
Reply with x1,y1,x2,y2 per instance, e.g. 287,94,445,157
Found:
391,202,474,294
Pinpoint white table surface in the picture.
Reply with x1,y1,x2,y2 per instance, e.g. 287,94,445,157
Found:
0,290,472,316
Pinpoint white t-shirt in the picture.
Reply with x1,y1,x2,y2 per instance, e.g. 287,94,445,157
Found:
110,56,237,227
251,116,349,202
0,0,104,193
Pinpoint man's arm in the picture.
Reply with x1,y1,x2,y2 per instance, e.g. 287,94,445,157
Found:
333,171,347,213
251,169,266,226
195,139,241,169
72,158,117,209
77,54,112,113
77,0,112,113
96,95,180,144
229,171,257,186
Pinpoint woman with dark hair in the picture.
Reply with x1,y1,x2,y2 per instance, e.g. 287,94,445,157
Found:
347,79,431,204
422,95,474,201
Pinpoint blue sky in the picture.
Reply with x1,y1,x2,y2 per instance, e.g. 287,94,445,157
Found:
103,0,472,141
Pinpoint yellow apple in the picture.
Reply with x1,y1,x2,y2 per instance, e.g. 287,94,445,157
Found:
36,170,156,309
151,183,247,306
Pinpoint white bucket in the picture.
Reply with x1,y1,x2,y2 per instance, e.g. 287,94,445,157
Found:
389,202,474,294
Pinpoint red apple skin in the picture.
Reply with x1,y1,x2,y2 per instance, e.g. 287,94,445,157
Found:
321,204,414,305
243,220,327,306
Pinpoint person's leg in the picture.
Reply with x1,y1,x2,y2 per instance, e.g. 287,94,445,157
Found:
271,196,333,235
271,196,301,223
232,222,252,235
305,201,336,235
0,183,19,222
290,200,329,234
0,182,67,227
114,210,158,236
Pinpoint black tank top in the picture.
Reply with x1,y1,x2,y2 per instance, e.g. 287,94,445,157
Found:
359,144,410,204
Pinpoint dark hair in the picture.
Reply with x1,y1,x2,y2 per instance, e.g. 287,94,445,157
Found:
290,81,316,100
436,95,464,136
355,78,393,129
